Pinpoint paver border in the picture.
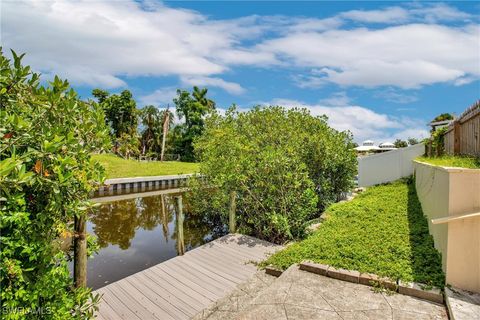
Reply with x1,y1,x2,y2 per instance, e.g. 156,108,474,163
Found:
277,261,444,304
264,265,283,277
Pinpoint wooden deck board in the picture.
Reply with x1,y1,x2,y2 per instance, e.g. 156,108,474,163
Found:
125,275,191,319
165,257,233,292
155,262,223,301
181,250,250,283
140,267,209,309
185,250,255,281
95,295,119,320
94,233,281,320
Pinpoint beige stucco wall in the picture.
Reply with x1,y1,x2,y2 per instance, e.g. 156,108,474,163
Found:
446,170,480,292
414,162,450,269
414,161,480,292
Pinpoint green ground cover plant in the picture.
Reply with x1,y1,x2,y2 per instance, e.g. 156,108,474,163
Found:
188,106,357,244
1,50,110,318
263,179,445,288
416,156,480,169
92,153,199,178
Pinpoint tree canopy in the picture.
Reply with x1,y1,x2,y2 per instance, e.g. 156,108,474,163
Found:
188,106,357,243
432,113,454,122
1,50,109,319
394,139,408,148
173,86,215,161
92,89,138,138
407,137,419,145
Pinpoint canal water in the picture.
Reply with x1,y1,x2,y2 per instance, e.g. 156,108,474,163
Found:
86,191,225,289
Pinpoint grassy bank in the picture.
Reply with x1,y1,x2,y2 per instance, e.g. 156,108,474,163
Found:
263,179,445,287
92,154,200,178
416,156,480,169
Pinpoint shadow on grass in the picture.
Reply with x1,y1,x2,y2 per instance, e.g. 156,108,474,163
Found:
406,178,445,288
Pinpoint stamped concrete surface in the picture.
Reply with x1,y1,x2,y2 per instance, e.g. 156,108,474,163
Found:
193,265,448,320
445,287,480,320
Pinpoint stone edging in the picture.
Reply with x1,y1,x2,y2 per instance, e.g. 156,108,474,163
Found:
267,261,444,305
265,266,283,277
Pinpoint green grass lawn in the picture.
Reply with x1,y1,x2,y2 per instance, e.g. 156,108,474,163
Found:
263,179,445,288
92,154,200,178
416,156,480,169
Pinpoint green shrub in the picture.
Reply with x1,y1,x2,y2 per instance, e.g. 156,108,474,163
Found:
0,50,110,319
188,106,356,243
263,179,445,288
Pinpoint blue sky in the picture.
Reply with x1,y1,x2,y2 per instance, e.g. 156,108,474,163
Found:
2,1,479,142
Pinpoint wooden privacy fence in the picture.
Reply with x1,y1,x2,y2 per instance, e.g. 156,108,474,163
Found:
444,100,480,157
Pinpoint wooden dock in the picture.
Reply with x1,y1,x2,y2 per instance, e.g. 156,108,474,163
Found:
94,234,282,320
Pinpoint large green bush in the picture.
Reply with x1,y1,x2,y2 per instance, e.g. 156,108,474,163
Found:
189,106,356,243
0,50,110,319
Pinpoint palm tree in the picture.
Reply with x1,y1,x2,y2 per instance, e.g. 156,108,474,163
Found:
140,105,161,156
192,86,215,110
159,106,174,161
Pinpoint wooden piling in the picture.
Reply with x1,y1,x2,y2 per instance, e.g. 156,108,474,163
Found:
229,191,236,233
175,196,185,255
74,214,87,288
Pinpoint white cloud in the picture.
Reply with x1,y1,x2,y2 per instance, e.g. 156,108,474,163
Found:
392,128,429,141
374,88,418,104
268,98,305,106
181,76,246,95
2,1,478,92
318,92,351,106
261,23,479,89
286,17,344,32
409,3,473,23
338,4,472,24
214,49,278,66
2,0,255,88
138,87,178,107
341,7,409,24
454,76,478,86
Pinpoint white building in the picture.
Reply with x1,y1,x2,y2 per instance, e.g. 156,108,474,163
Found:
355,140,397,154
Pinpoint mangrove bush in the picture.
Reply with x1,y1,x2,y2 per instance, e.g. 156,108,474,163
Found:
0,50,110,319
189,106,357,243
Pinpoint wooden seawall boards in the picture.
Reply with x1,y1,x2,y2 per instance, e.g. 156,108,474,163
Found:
94,234,282,320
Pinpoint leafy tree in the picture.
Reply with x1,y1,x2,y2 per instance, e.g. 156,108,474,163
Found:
188,106,357,243
432,113,454,122
431,127,447,157
173,86,215,161
117,133,140,159
1,50,109,319
92,89,138,139
407,137,419,145
394,139,408,148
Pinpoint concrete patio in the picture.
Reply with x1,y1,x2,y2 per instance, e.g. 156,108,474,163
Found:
194,265,448,320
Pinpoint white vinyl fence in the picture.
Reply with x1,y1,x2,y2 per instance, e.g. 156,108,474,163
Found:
358,143,425,187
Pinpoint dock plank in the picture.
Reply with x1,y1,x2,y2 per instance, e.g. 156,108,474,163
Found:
143,265,211,308
184,248,254,280
94,234,281,320
129,273,195,317
155,261,223,301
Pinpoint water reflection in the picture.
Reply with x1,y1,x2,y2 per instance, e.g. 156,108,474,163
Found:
87,193,225,289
